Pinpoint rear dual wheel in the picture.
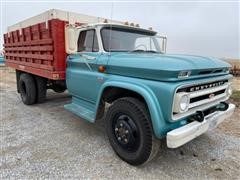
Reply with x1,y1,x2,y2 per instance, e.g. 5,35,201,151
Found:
19,73,37,105
19,73,46,105
106,97,160,166
35,76,47,103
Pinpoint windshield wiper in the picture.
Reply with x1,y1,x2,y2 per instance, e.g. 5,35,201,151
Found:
129,49,146,53
145,50,159,53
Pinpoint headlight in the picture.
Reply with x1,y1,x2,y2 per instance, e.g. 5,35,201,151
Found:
180,95,189,111
173,92,190,113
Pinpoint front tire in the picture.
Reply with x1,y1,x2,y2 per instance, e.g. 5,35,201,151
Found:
106,97,160,166
19,73,37,105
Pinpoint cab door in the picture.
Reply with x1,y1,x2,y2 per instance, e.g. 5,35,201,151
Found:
66,29,102,103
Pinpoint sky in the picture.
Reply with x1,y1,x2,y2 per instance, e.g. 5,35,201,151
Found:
0,1,239,59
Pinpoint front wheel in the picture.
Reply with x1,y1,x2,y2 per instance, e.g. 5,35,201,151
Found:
106,97,160,166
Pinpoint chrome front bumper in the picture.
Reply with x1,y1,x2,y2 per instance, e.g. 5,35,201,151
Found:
167,103,236,148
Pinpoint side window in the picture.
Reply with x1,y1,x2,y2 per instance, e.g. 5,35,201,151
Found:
77,30,99,52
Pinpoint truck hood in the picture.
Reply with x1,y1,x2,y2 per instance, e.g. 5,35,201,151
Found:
107,53,231,81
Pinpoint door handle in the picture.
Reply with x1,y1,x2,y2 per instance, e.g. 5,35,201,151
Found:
79,54,94,71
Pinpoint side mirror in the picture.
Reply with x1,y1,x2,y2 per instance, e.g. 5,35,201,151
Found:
65,25,78,54
157,35,167,54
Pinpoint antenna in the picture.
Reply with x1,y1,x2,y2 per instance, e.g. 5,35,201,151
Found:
108,2,114,58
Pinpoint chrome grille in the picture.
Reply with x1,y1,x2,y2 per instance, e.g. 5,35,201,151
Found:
173,79,229,120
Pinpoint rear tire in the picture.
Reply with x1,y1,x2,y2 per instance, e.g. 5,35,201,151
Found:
19,73,37,105
35,76,47,103
106,97,160,166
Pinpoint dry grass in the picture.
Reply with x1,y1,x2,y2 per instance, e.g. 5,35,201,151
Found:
224,59,240,66
224,59,240,76
229,90,240,107
231,91,240,100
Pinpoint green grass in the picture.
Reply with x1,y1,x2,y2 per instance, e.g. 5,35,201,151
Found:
231,90,240,100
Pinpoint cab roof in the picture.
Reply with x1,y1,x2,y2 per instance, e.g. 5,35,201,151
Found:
77,23,157,35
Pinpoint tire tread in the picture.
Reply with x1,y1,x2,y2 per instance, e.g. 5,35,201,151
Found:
106,97,160,166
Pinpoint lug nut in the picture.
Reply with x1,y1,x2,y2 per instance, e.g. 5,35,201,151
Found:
115,128,118,131
118,137,121,141
124,139,128,143
125,130,129,134
120,123,123,127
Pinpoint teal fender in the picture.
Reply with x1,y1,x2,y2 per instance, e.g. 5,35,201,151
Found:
94,74,232,138
96,80,176,139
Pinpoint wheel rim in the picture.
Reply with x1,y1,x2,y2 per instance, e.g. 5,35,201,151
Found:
113,114,140,152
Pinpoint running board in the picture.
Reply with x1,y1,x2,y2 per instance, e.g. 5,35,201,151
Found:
64,97,96,123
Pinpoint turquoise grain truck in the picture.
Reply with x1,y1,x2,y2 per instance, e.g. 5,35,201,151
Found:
4,9,235,165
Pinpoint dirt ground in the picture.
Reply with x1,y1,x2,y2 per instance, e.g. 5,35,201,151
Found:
232,78,240,91
0,67,240,179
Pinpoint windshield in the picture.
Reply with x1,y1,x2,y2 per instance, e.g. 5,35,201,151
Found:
101,27,166,53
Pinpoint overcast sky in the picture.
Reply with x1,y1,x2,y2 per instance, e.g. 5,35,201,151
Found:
1,1,239,59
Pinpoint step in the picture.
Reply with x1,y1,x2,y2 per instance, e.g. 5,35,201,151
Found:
64,98,96,123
